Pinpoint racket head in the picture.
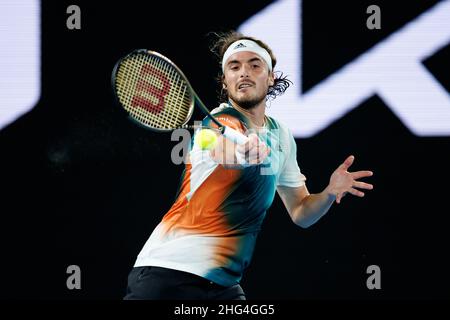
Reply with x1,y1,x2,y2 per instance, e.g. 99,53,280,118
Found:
111,49,195,132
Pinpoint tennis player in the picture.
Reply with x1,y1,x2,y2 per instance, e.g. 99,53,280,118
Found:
124,31,374,300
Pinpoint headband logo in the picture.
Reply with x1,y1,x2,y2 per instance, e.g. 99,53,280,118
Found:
233,43,246,49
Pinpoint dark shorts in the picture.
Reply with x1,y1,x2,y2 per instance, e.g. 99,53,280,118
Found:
124,266,246,300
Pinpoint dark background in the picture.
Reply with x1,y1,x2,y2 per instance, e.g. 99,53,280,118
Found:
0,0,449,300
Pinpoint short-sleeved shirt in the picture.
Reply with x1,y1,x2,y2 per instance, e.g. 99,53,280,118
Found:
134,103,306,287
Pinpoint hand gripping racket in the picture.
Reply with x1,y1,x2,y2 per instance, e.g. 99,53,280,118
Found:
111,49,249,145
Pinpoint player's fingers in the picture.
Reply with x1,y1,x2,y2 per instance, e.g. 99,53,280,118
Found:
247,144,269,164
348,187,365,197
248,139,266,156
351,170,373,179
353,181,373,190
339,155,355,171
236,133,256,153
257,144,269,161
236,143,245,155
247,133,259,148
237,135,257,159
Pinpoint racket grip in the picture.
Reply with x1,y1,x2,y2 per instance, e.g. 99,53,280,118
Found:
222,126,249,145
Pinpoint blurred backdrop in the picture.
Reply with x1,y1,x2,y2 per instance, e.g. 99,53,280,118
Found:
0,0,449,299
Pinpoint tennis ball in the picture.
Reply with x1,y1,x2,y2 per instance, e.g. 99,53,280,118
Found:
195,129,218,150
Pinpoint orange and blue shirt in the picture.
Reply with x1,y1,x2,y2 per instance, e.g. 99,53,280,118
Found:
134,104,306,287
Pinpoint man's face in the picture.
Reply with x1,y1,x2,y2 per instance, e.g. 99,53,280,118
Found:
223,51,274,109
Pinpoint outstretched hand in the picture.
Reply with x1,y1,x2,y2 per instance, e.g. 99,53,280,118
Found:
326,155,374,204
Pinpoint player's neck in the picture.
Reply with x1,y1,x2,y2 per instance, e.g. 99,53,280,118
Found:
229,99,266,128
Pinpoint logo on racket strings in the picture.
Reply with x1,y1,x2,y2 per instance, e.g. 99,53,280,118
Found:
131,64,171,114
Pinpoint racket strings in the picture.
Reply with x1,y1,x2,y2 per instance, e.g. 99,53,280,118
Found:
115,52,193,129
165,58,187,128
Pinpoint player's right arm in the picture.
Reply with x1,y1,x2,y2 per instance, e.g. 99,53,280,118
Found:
207,115,269,168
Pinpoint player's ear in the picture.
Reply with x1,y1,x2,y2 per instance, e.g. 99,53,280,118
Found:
268,72,274,86
222,75,227,89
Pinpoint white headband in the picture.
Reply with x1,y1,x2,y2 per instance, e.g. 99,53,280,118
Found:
221,39,272,72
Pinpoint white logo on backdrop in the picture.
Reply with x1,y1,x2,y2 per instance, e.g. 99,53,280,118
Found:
0,0,40,130
239,0,450,137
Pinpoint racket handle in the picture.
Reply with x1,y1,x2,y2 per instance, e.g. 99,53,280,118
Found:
222,126,249,145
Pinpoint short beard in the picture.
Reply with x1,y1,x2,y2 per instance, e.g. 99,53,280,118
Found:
230,93,266,110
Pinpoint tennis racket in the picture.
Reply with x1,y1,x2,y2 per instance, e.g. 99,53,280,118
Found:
111,49,249,145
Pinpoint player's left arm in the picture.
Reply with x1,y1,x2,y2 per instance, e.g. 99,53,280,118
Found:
277,155,373,228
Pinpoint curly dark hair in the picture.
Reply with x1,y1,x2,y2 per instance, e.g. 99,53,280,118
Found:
209,31,292,103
